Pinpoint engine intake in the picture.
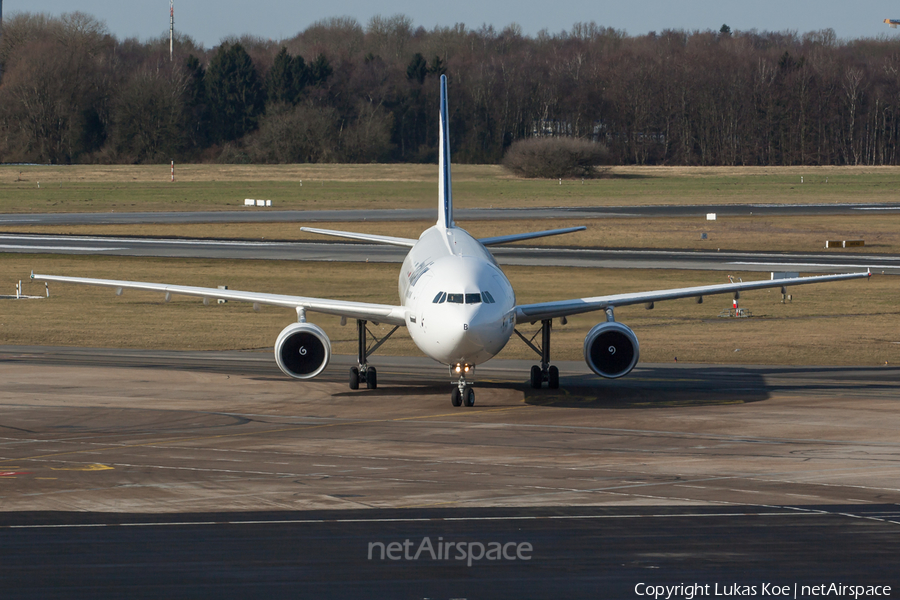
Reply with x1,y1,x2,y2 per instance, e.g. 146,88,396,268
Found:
583,321,639,379
274,322,331,379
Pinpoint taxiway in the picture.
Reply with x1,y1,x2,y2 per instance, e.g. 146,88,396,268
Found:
0,346,897,597
3,233,896,273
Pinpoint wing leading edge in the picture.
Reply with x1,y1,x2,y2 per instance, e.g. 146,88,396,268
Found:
515,271,871,322
31,273,407,326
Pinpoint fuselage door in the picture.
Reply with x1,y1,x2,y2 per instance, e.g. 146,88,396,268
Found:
413,273,433,331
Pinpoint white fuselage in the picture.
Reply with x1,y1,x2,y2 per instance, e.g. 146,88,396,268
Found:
399,225,516,367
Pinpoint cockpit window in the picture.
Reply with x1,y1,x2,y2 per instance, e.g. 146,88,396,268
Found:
465,293,482,304
446,293,464,304
432,291,446,303
482,290,495,304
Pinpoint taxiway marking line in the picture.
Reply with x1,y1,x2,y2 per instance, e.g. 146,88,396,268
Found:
12,405,537,464
0,510,824,530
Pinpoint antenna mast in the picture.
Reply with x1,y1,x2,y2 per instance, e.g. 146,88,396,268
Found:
169,0,174,61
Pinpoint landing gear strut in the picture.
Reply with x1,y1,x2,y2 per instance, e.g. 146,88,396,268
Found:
348,319,398,390
515,319,560,390
450,364,476,407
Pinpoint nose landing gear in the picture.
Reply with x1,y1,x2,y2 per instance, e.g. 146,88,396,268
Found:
450,364,476,407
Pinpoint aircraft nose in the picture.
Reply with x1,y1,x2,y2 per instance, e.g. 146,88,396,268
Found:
441,307,501,361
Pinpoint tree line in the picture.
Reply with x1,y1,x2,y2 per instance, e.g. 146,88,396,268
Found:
3,12,900,166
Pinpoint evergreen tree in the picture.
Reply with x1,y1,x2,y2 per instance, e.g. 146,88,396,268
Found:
266,48,310,106
184,54,211,148
308,54,333,86
427,55,446,77
267,47,295,104
292,54,309,97
406,53,427,84
206,42,266,142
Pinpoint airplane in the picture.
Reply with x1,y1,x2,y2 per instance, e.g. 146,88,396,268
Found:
886,18,900,28
31,75,871,407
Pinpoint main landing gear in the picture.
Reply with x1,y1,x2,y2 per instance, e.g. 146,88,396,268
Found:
515,319,560,390
348,319,399,391
450,364,476,407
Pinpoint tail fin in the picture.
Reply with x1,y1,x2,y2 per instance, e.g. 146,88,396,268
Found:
437,74,454,229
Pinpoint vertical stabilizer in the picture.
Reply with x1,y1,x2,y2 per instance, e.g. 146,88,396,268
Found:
437,74,454,229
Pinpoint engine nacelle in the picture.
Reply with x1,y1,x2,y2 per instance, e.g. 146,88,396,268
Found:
274,322,331,379
583,321,640,379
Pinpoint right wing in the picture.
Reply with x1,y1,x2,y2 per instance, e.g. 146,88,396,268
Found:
31,273,407,326
515,271,871,322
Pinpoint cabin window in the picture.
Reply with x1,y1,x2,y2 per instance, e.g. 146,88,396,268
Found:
482,290,495,304
465,293,482,304
446,293,464,304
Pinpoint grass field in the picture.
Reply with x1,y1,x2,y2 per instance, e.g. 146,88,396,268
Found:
7,214,900,254
4,164,900,213
3,255,896,368
2,164,897,370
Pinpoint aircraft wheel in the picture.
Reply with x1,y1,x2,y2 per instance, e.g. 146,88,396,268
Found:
530,365,542,389
451,387,462,407
464,386,476,407
349,367,359,390
366,367,378,389
548,366,560,389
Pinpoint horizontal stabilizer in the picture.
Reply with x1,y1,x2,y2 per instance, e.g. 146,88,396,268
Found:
479,226,586,246
300,227,417,247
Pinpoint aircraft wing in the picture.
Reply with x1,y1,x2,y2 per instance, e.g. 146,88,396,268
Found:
31,273,408,326
514,271,871,322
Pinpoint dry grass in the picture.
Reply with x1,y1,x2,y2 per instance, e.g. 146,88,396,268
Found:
5,164,900,213
0,164,502,184
5,163,900,184
3,255,895,367
7,214,900,254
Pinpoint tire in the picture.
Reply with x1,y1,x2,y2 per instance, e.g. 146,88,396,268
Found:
451,387,462,407
464,386,476,407
349,367,359,390
530,365,542,389
548,365,560,389
366,367,378,390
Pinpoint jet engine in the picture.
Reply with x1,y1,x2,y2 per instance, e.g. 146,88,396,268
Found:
274,322,331,379
583,322,640,379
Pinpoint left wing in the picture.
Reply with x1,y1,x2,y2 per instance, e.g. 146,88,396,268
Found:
31,273,407,326
515,271,871,322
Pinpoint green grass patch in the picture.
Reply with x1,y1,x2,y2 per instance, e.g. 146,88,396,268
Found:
4,164,900,213
7,214,900,254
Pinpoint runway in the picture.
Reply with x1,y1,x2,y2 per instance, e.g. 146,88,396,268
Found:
3,233,896,273
1,346,898,597
3,202,900,225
